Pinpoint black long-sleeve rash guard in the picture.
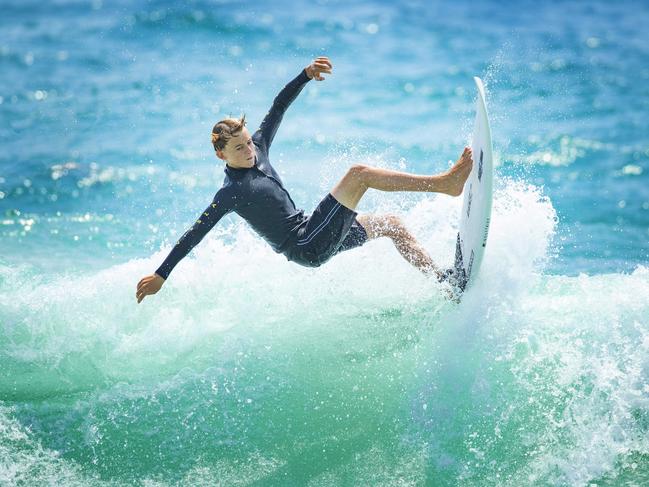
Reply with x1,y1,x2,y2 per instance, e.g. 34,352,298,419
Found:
155,69,312,280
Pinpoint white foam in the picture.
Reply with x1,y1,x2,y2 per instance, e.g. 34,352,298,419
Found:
0,404,102,486
2,180,648,485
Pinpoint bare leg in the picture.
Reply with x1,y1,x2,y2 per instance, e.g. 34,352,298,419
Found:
357,213,443,279
331,147,473,210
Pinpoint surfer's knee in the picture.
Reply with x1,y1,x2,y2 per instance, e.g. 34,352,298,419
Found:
346,164,370,186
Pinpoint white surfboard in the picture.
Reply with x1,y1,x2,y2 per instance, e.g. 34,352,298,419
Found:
451,76,494,292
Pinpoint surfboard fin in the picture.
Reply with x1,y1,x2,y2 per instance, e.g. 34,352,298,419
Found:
445,233,468,292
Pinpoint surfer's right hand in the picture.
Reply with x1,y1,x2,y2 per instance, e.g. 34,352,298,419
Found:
136,273,165,303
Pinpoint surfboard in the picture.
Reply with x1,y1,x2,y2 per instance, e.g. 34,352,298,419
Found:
451,76,494,293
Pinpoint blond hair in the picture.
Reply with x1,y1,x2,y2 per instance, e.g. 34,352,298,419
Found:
211,115,246,151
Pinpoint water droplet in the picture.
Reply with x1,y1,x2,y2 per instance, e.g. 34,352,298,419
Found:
622,164,643,176
586,37,600,48
551,59,566,70
191,10,205,22
365,23,379,34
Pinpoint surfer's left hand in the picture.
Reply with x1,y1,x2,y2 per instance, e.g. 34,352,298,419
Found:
305,56,332,81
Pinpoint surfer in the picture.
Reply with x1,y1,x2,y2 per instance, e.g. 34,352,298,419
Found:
136,57,473,303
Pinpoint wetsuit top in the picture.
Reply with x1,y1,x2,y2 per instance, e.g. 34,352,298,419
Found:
155,69,311,280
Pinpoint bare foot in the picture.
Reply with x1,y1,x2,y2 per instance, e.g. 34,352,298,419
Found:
444,147,473,196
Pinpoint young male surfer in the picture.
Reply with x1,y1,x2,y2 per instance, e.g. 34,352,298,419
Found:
136,56,473,303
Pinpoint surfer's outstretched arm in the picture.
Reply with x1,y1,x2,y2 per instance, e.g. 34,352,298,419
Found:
136,188,235,303
256,57,332,150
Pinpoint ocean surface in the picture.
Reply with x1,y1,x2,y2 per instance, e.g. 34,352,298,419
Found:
1,0,649,485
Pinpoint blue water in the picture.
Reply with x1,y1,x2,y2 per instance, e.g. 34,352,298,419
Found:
1,0,649,485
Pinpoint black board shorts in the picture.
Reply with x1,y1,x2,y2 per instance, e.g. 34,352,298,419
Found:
284,193,368,267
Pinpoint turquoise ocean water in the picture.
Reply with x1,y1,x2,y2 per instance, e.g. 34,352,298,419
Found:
1,0,649,485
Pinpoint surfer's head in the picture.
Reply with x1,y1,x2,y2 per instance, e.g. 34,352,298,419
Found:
212,115,255,168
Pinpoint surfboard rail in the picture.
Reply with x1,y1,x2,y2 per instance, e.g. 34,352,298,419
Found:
450,76,494,293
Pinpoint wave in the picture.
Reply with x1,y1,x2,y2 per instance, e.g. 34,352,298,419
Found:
1,180,648,485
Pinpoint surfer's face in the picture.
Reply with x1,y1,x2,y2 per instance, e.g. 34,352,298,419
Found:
216,127,256,168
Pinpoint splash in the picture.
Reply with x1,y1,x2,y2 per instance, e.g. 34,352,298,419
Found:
1,180,648,485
